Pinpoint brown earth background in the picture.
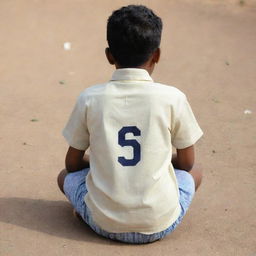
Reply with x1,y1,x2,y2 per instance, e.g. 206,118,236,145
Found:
0,0,255,255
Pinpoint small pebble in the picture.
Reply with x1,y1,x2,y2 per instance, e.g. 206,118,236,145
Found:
64,42,71,50
212,98,220,103
239,0,245,6
244,109,252,114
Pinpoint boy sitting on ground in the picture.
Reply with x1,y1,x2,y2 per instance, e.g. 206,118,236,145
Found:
58,5,203,244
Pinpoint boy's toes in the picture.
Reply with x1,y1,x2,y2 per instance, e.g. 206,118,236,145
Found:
73,209,84,222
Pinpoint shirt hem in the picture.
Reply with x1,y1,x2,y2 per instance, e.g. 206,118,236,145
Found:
85,194,181,234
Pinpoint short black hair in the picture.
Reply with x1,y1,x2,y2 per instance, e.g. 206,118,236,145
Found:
107,5,162,67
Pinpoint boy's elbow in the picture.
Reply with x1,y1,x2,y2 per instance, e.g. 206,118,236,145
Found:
177,157,194,172
65,146,85,172
65,162,77,172
65,159,81,173
177,160,194,171
182,163,194,172
176,146,195,172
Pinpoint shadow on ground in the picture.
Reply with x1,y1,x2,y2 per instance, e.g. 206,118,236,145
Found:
0,197,114,244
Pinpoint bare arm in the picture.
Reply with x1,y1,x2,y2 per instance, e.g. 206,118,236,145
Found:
172,145,194,171
65,146,90,173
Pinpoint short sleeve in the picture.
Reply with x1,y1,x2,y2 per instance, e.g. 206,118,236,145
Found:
62,93,89,150
171,95,203,149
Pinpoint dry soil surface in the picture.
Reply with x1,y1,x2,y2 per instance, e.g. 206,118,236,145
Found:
0,1,255,256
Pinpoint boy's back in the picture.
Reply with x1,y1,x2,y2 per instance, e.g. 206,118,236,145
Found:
58,5,203,243
63,68,202,233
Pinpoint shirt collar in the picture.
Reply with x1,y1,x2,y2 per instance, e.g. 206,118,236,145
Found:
110,68,153,82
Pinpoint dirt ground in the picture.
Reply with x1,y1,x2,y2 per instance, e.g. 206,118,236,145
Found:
0,0,255,255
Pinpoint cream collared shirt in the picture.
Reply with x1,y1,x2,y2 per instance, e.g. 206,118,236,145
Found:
63,68,203,234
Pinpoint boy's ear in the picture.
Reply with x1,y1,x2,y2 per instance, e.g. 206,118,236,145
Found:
105,48,115,65
152,48,161,64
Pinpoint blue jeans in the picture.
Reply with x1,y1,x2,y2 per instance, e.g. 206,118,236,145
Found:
63,168,195,244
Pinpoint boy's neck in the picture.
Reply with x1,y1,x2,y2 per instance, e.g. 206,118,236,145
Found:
106,48,160,76
115,65,154,75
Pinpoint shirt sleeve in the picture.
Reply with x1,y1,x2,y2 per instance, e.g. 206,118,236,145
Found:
62,93,89,150
171,95,203,149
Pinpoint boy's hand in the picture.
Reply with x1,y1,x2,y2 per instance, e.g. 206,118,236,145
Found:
172,145,194,171
65,146,90,172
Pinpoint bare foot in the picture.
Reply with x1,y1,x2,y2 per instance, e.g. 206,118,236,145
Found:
73,209,84,222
